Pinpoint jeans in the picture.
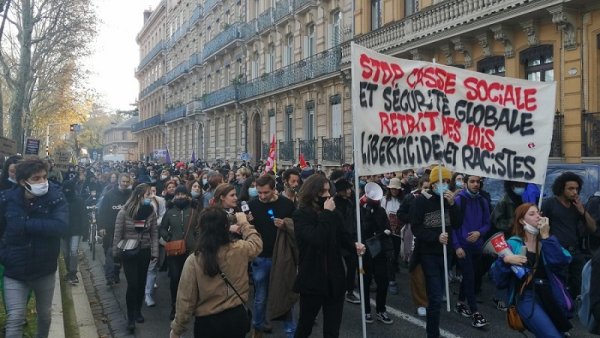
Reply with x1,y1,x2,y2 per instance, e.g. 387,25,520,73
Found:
295,293,344,338
62,235,81,278
145,246,165,296
421,255,445,338
361,254,389,314
104,246,121,282
167,254,187,304
122,248,151,318
518,289,564,338
4,273,55,338
457,247,481,313
252,256,296,337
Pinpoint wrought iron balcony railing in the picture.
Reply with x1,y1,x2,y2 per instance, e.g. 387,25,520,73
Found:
257,8,273,33
273,0,291,23
187,99,204,115
239,46,341,100
550,113,563,158
204,0,219,12
322,136,343,163
203,85,238,110
139,77,165,99
279,140,295,162
164,105,187,123
293,0,316,12
189,53,202,69
582,111,600,157
202,23,243,60
168,21,189,49
299,139,316,161
190,5,203,26
131,114,163,132
137,41,164,72
165,61,189,84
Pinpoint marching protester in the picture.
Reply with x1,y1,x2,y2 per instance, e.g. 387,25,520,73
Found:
98,173,132,285
62,179,89,285
410,166,461,338
169,207,262,338
113,183,159,333
0,155,23,190
160,185,198,320
144,183,168,307
247,174,298,338
293,174,365,338
490,203,573,337
0,159,68,338
381,177,403,295
280,168,301,206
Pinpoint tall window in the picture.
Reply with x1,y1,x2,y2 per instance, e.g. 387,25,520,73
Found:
224,116,230,148
477,56,505,77
285,107,294,142
330,11,342,47
251,52,259,79
371,0,382,30
283,35,293,66
266,44,275,73
306,101,315,140
305,24,316,58
521,45,554,82
254,0,260,19
405,0,418,16
331,95,342,137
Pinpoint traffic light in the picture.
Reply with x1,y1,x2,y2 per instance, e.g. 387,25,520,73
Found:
70,124,76,132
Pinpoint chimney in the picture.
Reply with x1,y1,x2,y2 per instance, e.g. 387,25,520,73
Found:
143,9,153,23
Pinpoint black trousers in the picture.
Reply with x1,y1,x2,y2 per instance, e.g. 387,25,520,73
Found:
122,248,151,317
167,254,188,304
193,304,249,338
295,293,344,338
361,254,389,314
343,254,358,293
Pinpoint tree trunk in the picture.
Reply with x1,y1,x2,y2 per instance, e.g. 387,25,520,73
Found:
9,0,32,152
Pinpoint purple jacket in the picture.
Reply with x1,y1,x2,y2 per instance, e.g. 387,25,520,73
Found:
452,189,491,250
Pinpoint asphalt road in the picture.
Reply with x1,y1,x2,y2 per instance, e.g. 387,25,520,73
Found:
81,243,595,338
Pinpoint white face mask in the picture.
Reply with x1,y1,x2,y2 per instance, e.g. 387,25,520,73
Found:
523,222,539,235
8,177,17,184
25,181,49,196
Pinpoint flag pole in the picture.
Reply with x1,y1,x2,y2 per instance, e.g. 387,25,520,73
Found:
438,162,451,312
351,42,368,338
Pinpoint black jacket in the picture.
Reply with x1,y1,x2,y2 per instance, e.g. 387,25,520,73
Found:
293,207,354,297
97,188,131,248
410,190,460,256
65,195,89,237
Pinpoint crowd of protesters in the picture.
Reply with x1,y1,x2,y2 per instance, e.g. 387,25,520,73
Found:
0,154,599,337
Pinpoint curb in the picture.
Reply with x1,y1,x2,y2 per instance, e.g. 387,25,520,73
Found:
48,269,65,338
71,264,100,338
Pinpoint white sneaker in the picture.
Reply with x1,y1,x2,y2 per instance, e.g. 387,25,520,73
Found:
417,307,426,317
145,294,156,307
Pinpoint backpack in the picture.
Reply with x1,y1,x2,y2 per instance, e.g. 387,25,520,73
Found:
579,259,597,332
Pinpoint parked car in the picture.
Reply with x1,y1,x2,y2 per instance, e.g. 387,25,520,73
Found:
483,163,600,209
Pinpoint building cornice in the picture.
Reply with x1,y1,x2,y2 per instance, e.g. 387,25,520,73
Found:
136,0,167,44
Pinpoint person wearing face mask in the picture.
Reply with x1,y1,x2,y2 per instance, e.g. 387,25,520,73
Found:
62,180,89,285
410,166,461,338
98,173,133,285
451,173,465,192
247,175,297,338
452,175,491,328
281,168,301,206
159,185,197,321
293,174,365,338
239,176,257,203
234,167,251,197
156,169,171,195
187,179,204,209
490,203,573,337
0,159,68,338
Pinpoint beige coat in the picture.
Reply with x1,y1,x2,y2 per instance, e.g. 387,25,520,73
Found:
170,220,262,336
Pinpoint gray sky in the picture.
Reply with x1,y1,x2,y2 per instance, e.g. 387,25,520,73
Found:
86,0,158,112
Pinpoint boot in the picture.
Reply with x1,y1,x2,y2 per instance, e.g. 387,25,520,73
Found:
127,310,136,333
135,309,145,323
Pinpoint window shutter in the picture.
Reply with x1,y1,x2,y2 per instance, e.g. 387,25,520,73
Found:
331,103,342,138
327,24,333,49
303,36,309,58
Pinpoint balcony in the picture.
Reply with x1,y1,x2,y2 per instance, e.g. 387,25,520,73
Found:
257,9,273,33
131,114,163,133
190,5,204,26
189,53,202,69
273,0,291,24
164,105,187,123
165,61,189,84
203,85,238,110
341,0,552,65
322,136,343,163
187,99,204,115
139,77,165,99
204,0,219,12
239,46,341,100
279,140,295,162
202,23,243,61
137,41,164,73
299,139,317,161
582,112,600,157
293,0,316,13
167,21,189,49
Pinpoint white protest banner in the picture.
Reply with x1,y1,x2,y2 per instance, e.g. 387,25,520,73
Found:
351,44,556,184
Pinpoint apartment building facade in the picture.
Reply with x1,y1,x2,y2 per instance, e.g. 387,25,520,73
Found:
134,0,600,166
103,117,140,162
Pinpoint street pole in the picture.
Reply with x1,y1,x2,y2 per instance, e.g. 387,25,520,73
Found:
46,124,50,157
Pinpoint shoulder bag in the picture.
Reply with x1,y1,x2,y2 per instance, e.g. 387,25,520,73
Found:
165,209,194,256
117,234,141,258
220,269,251,332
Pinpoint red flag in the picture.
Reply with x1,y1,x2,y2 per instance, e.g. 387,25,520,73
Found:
299,153,307,169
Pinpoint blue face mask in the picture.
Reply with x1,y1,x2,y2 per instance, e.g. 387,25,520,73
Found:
434,183,449,195
248,187,258,197
143,198,152,206
202,178,208,186
512,187,525,196
191,191,200,198
466,189,479,197
455,181,463,189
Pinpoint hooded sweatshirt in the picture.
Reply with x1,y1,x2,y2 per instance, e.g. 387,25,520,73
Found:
452,189,491,250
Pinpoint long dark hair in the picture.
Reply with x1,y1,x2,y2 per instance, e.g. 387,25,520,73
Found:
0,155,23,189
195,207,231,277
297,174,330,211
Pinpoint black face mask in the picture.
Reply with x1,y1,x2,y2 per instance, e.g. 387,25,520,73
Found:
173,199,189,209
316,196,328,208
